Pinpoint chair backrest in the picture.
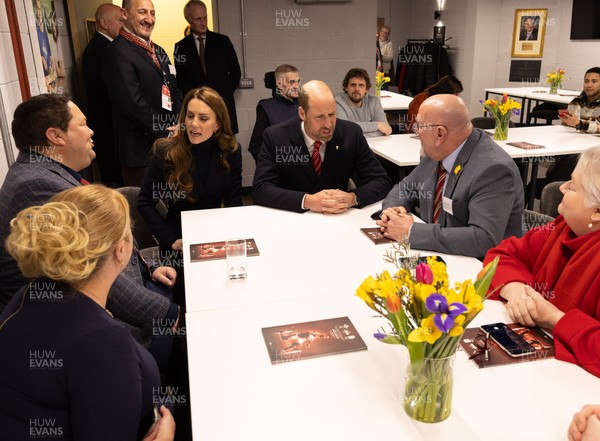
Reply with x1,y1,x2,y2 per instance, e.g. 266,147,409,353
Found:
540,181,565,218
264,71,277,97
471,117,515,130
522,209,555,234
116,186,167,250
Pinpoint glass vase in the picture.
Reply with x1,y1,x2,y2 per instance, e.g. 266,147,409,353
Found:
493,117,509,141
403,354,455,423
375,86,382,97
549,85,558,94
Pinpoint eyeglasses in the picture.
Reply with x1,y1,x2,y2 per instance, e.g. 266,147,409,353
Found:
469,333,490,361
412,123,446,134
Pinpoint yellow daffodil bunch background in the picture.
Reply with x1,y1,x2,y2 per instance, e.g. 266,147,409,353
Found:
481,94,522,120
481,94,521,140
375,71,391,90
356,242,499,364
546,68,565,89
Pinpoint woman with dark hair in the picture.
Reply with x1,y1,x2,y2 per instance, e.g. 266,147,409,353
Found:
406,75,463,132
138,86,242,252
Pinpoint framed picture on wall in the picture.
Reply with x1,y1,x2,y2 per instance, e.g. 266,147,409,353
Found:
511,9,547,58
85,19,95,43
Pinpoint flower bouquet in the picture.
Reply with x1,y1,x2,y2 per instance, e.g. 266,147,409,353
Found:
374,71,390,97
481,94,521,141
546,68,565,94
356,240,499,423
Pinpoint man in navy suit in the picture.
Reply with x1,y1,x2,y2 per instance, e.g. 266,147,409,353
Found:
174,0,241,133
82,3,125,187
252,80,392,214
102,0,181,186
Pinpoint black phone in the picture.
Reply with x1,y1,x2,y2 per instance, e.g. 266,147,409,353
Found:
480,323,537,358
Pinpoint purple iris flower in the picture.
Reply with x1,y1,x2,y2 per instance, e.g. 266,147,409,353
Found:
425,293,467,333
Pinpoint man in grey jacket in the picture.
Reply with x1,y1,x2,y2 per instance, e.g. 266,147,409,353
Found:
335,68,392,137
0,94,180,347
376,94,524,260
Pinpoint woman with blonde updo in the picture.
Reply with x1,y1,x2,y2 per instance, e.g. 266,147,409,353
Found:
0,185,175,441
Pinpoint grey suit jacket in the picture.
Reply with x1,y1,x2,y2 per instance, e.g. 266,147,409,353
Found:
0,152,176,346
382,128,524,259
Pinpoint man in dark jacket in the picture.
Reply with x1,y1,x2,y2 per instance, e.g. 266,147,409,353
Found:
174,0,241,133
248,64,301,161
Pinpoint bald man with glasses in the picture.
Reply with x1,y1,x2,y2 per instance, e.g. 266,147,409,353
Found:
376,94,524,259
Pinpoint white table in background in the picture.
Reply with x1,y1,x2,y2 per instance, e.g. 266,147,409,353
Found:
379,90,413,111
491,125,600,208
180,203,477,313
367,126,600,208
367,133,421,167
484,87,580,125
185,293,600,441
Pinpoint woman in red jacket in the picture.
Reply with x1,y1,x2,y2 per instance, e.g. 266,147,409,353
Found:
483,146,600,377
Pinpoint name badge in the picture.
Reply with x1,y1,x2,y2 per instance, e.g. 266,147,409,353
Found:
161,84,172,111
442,196,453,216
168,64,176,76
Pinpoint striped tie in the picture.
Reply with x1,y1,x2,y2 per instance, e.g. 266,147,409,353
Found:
432,162,446,223
312,141,322,176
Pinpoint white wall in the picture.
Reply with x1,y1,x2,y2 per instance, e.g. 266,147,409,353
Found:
218,0,377,186
0,0,34,183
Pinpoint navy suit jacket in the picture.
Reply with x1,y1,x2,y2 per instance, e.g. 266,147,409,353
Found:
252,117,392,212
0,152,178,346
382,128,524,259
174,32,241,133
102,35,181,167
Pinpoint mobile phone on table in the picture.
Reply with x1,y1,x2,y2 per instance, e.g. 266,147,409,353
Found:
480,323,536,358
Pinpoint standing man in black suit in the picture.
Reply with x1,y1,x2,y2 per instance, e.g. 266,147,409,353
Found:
82,3,125,187
252,80,392,213
102,0,181,187
174,0,241,133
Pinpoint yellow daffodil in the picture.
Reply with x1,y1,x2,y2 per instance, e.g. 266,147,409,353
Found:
454,165,462,175
408,315,442,344
448,315,466,336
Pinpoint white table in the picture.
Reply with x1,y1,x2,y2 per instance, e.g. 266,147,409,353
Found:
367,134,421,167
185,293,600,441
379,90,413,111
181,204,476,313
491,125,600,208
484,87,580,125
367,126,600,208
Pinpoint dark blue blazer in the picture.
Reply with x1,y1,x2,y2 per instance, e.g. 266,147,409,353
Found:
252,117,392,212
174,32,241,133
102,35,182,167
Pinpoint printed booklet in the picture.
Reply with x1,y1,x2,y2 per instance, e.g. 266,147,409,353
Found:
262,316,367,364
189,238,259,262
360,227,393,244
